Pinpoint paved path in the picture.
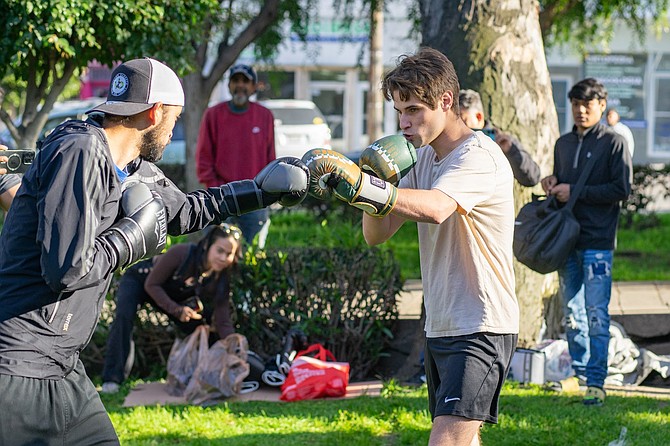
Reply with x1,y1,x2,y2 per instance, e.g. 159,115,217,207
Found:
398,280,670,337
393,279,670,397
605,384,670,399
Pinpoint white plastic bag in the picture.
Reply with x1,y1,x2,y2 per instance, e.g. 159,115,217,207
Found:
534,339,573,383
165,325,210,396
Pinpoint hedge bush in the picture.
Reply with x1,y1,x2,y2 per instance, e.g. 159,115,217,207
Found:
233,246,402,380
620,164,670,229
81,234,403,382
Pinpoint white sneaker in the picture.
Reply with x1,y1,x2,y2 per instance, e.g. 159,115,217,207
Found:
101,382,120,394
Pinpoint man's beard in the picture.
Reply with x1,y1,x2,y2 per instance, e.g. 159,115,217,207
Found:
232,91,250,107
139,125,166,163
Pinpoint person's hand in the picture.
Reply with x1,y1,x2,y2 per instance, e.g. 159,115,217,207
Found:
0,147,9,174
540,175,557,193
301,148,397,216
549,183,570,203
495,132,513,154
177,306,203,322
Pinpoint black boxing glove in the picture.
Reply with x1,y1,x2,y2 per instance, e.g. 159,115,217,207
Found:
256,157,310,207
218,157,310,216
100,182,168,269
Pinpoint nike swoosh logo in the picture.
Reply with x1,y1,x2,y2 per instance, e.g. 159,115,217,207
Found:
444,397,461,403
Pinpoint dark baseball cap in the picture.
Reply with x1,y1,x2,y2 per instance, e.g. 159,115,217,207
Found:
88,58,185,117
229,64,257,84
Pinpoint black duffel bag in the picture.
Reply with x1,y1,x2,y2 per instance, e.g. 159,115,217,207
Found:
513,194,580,274
513,155,595,274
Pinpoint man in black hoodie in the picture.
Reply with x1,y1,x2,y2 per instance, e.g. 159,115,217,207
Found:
0,57,309,445
541,78,632,407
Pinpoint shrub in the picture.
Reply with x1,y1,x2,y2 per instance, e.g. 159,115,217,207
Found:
620,164,670,229
82,228,403,382
232,246,402,380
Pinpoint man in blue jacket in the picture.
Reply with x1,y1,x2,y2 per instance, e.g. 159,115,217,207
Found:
541,78,632,406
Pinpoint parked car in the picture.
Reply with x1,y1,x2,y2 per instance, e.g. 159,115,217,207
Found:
0,98,184,166
260,99,332,159
0,98,101,150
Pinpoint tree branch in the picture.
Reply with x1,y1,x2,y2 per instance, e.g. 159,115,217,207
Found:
222,0,235,46
0,107,20,144
539,0,581,41
205,0,282,93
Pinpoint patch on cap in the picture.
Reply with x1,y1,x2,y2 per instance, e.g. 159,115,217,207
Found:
110,73,130,97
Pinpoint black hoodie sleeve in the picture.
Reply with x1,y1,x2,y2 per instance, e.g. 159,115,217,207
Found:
504,138,541,187
38,132,118,293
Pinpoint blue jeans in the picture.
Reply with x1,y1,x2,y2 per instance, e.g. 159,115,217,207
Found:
558,249,613,389
226,208,270,248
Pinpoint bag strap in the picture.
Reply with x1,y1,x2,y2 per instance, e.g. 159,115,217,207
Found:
564,152,597,211
296,343,337,362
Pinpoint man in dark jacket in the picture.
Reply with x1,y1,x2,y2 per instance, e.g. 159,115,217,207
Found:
541,78,632,407
459,89,541,187
0,57,309,445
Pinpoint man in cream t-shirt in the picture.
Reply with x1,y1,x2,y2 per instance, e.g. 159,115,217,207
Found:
402,133,518,339
366,48,518,446
303,48,519,446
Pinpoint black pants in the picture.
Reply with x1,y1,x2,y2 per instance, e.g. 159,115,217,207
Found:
102,269,207,384
0,360,119,445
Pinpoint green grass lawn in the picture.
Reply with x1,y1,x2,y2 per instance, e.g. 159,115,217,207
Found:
103,381,670,445
267,207,670,282
614,214,670,281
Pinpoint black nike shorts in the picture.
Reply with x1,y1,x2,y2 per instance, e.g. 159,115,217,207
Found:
425,332,518,424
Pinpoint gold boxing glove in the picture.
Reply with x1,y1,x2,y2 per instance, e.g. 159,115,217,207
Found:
301,148,397,217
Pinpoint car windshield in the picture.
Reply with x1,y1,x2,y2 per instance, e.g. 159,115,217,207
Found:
270,107,325,126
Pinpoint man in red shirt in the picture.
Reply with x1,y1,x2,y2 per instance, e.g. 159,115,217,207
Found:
196,64,276,247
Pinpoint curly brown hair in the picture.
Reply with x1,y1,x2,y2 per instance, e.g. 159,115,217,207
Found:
381,47,461,112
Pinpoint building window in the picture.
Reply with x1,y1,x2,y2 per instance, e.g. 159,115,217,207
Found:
651,53,670,156
551,77,572,134
653,75,670,154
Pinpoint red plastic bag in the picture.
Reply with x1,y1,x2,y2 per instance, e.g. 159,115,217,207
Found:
280,343,350,402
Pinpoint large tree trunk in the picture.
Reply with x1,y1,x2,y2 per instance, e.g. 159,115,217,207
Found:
179,0,283,193
419,0,560,346
182,73,210,192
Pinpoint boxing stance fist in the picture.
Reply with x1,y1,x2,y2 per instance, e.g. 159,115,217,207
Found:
301,148,397,217
219,157,310,216
358,134,417,185
256,157,310,207
101,182,168,269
